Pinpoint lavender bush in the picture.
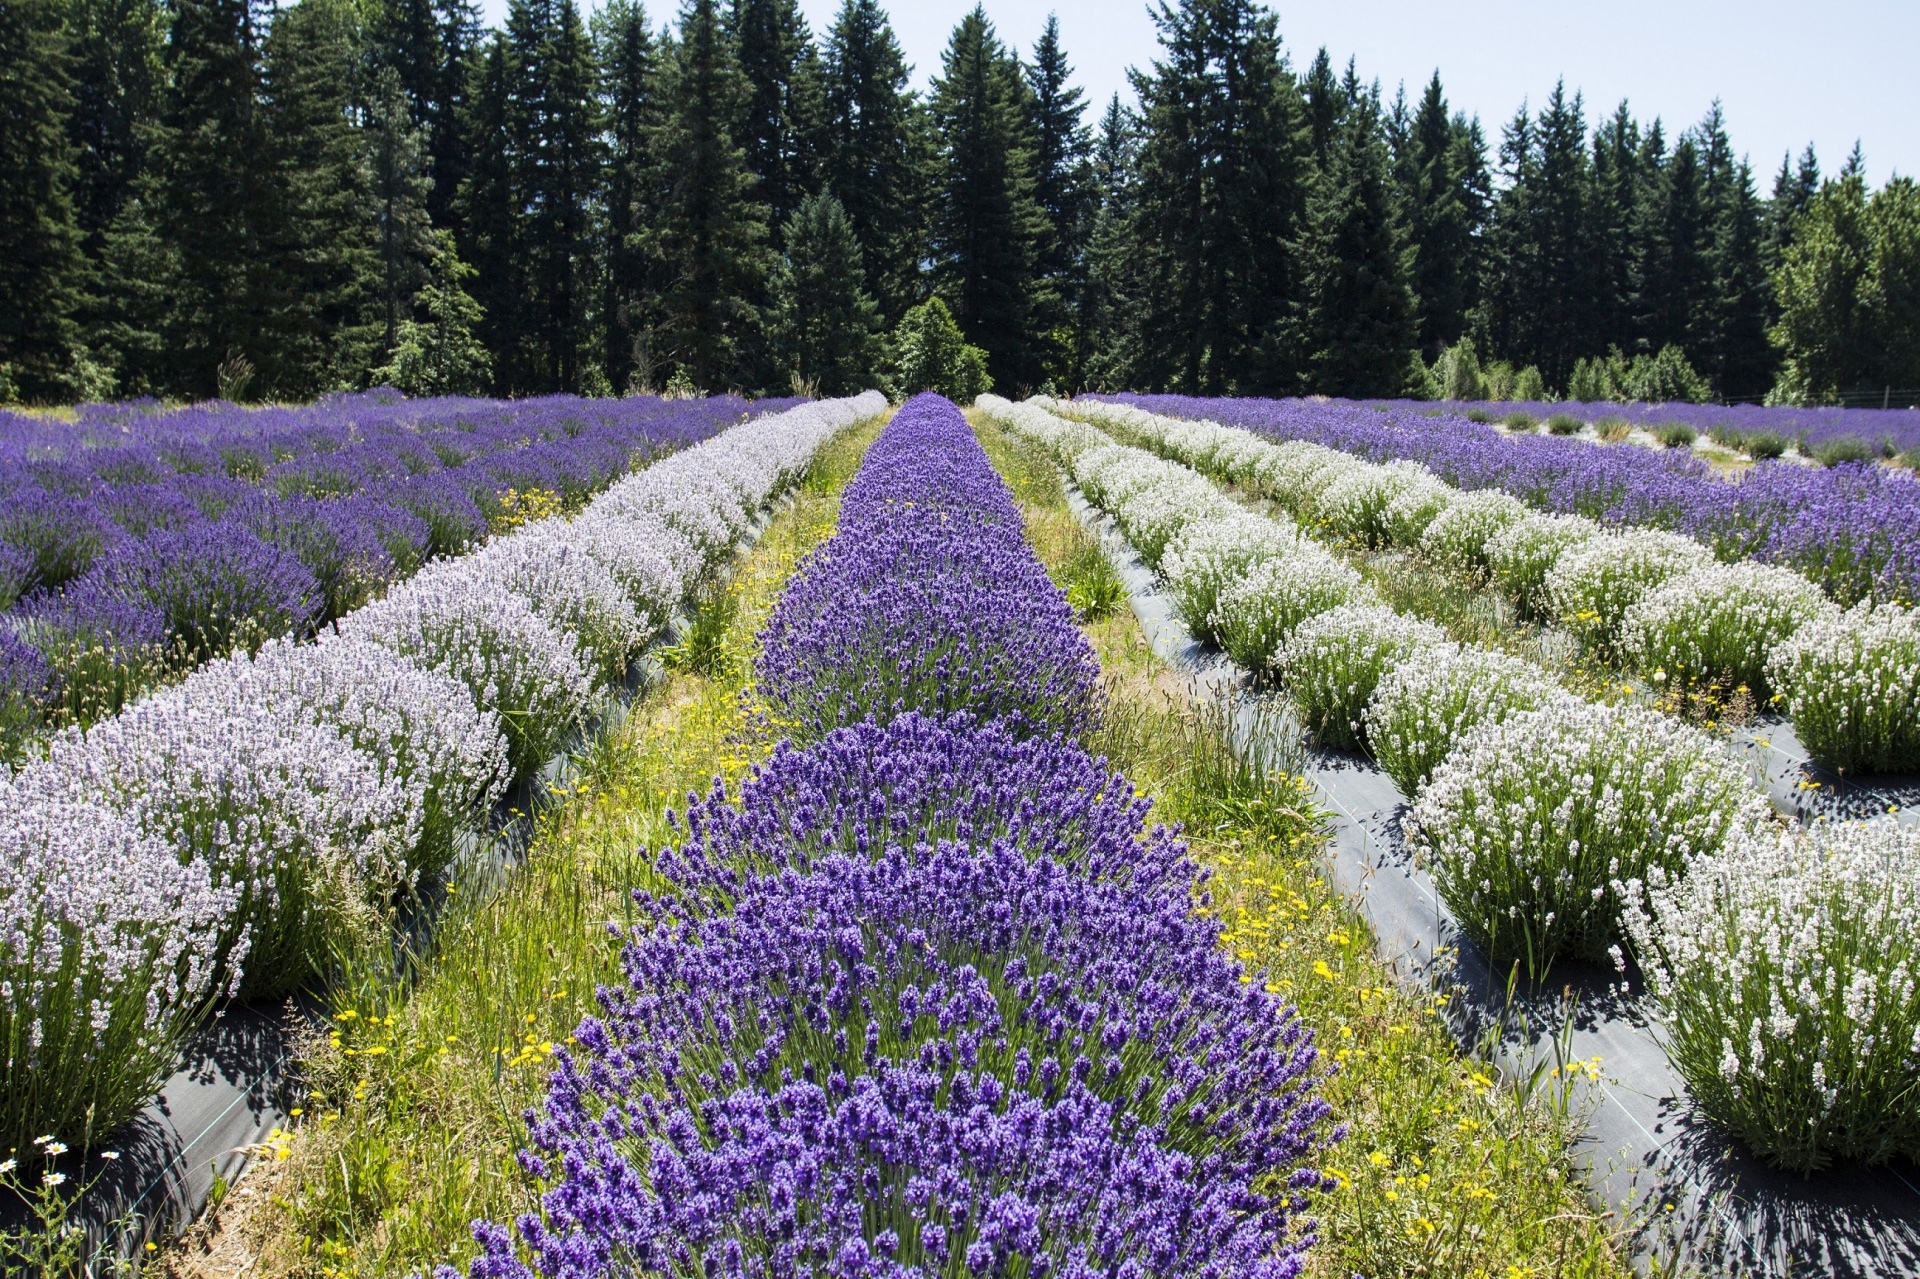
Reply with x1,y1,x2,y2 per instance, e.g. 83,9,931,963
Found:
1161,510,1300,643
1410,702,1766,973
1541,528,1714,653
1276,604,1449,750
1769,602,1920,773
1621,818,1920,1171
1,770,237,1151
1620,561,1838,698
1364,647,1563,797
1211,551,1372,671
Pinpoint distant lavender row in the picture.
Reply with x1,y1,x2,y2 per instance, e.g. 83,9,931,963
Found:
444,395,1331,1278
1414,398,1920,455
0,393,882,1156
0,392,796,756
1096,394,1920,606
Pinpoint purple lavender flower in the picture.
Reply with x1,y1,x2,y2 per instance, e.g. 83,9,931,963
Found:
758,394,1101,742
88,520,324,659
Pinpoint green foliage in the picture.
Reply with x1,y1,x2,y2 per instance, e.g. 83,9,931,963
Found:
1433,337,1488,400
1545,411,1581,434
1770,175,1920,403
888,297,990,403
1654,422,1697,448
371,231,492,396
766,192,883,396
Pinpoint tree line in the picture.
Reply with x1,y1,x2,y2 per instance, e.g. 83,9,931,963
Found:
2,0,1916,405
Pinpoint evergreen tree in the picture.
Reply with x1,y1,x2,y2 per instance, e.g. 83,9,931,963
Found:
1080,93,1141,390
1482,83,1593,387
819,0,921,319
1023,14,1095,387
643,0,769,390
1301,47,1338,168
730,0,821,246
513,0,601,391
1288,91,1418,395
1636,130,1709,360
1697,105,1772,397
595,0,660,391
926,6,1045,392
766,191,881,394
366,64,435,358
65,0,166,248
889,295,989,401
1400,72,1477,357
455,32,518,392
263,0,384,396
372,228,491,393
1867,178,1920,397
0,0,87,399
1586,101,1640,352
1764,143,1819,274
155,0,280,397
1130,0,1310,394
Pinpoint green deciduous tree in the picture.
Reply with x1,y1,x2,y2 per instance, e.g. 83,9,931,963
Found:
889,294,988,402
372,228,491,394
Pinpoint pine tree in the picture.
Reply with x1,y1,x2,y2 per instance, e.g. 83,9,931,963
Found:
505,0,602,392
373,228,491,394
1482,83,1593,387
1131,0,1310,394
1080,93,1140,390
595,0,660,392
1637,130,1709,360
1301,47,1338,169
926,6,1045,392
366,64,435,358
65,0,166,248
1867,177,1920,396
1289,91,1418,395
155,0,280,397
1696,104,1772,397
1024,14,1094,387
1587,101,1640,352
819,0,922,320
1764,144,1819,273
263,0,384,396
0,0,87,399
643,0,769,390
1400,72,1478,357
731,0,822,246
455,32,517,392
766,191,881,394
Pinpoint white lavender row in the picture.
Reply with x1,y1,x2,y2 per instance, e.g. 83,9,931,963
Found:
0,393,885,1153
1047,395,1920,775
987,395,1919,1170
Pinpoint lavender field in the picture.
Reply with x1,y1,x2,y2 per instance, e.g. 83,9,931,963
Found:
1099,394,1920,607
0,392,796,760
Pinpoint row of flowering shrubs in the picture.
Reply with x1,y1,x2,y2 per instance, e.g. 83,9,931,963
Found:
0,393,883,1158
1048,396,1920,777
1087,394,1920,608
444,394,1336,1277
984,394,1920,1173
0,393,795,758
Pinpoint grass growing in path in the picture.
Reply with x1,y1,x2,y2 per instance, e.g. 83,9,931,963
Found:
973,410,1630,1279
160,415,887,1279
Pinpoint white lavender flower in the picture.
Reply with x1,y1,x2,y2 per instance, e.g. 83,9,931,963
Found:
341,564,596,782
1161,510,1300,642
1,768,236,1149
1621,818,1920,1170
1364,645,1563,797
41,675,411,1000
460,524,650,687
1379,475,1457,549
1276,603,1449,750
1208,549,1371,671
1620,560,1838,698
1410,699,1766,974
1543,527,1715,651
1420,490,1531,584
1485,512,1603,620
1315,461,1438,549
1769,601,1920,774
194,635,509,883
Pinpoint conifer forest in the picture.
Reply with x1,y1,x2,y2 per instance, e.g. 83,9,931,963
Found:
4,0,1918,408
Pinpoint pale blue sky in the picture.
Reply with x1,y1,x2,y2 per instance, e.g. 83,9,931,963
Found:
488,0,1920,188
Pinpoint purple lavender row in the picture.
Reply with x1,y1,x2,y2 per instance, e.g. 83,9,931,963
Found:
0,392,798,752
443,395,1332,1277
756,392,1102,744
1,394,881,1159
1092,394,1920,607
1414,397,1920,457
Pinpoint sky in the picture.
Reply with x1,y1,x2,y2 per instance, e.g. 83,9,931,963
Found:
485,0,1920,189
